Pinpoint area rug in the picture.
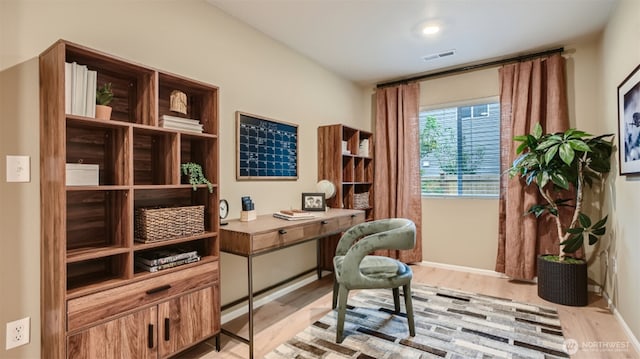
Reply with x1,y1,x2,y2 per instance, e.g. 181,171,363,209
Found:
266,284,569,358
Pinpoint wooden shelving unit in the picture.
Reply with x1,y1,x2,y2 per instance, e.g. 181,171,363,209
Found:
317,124,374,269
40,40,220,358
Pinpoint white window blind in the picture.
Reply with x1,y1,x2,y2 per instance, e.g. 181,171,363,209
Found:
419,101,500,197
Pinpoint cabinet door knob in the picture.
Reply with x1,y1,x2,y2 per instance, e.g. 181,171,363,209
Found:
278,229,287,234
351,214,356,218
148,324,154,348
164,318,170,341
321,220,328,225
146,285,171,295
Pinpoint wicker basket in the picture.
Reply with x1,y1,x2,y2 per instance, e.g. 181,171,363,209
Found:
135,205,205,243
353,192,370,209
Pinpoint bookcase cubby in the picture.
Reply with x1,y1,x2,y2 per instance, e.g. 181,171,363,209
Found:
40,39,220,358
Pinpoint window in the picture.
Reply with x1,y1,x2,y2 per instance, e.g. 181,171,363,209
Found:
419,100,500,197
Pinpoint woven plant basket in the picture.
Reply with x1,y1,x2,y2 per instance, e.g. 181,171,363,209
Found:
353,192,369,209
537,255,588,306
135,205,205,243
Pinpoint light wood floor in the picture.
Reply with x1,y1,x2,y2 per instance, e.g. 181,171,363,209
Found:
177,264,639,359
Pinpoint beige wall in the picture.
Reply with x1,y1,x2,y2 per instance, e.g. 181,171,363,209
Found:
601,0,640,344
0,1,369,357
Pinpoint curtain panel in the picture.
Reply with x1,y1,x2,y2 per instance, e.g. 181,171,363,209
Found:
374,83,422,263
496,54,569,280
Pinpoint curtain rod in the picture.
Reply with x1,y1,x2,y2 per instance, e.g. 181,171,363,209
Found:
376,47,564,89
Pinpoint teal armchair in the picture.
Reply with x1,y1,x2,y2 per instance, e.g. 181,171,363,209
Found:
332,218,416,343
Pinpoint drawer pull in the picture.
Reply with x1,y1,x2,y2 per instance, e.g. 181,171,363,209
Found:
146,285,171,295
321,220,329,225
351,214,356,218
148,324,154,348
164,318,170,341
278,229,287,234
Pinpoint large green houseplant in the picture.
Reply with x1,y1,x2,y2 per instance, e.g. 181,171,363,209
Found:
508,123,614,305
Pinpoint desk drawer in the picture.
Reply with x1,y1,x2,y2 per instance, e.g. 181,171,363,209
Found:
252,226,305,252
67,261,219,332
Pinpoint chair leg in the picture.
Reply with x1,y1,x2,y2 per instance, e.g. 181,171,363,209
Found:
403,283,415,337
392,287,400,313
336,284,349,343
332,278,339,309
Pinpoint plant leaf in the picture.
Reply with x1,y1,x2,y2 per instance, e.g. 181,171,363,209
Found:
550,173,569,190
592,215,608,229
588,234,598,245
562,235,584,253
591,227,606,236
559,143,575,165
568,139,591,152
544,144,559,164
533,123,543,139
578,213,591,227
567,227,584,234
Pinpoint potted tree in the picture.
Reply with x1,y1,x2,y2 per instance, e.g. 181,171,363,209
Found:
95,82,113,120
508,123,614,306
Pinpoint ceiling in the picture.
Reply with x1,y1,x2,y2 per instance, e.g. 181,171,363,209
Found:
208,0,618,87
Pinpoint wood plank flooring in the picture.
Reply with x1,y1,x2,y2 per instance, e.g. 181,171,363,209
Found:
176,264,639,359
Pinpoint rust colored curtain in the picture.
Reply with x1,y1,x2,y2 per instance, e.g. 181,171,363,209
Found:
496,54,569,280
374,83,422,263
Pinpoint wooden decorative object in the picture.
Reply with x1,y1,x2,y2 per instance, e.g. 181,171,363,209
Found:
170,90,187,114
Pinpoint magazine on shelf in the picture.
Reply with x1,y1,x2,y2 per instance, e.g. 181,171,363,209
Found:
135,247,199,266
136,256,201,273
161,114,201,126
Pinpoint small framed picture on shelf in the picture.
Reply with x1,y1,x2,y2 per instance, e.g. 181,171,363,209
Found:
618,64,640,175
301,192,326,211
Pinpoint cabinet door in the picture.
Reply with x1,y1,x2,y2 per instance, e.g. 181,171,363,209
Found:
158,285,219,358
67,306,158,359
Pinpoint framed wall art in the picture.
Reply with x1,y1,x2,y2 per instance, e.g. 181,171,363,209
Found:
618,64,640,175
236,111,298,180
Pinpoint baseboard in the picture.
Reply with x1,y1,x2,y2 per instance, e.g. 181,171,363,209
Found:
419,260,510,279
602,291,640,355
220,272,320,324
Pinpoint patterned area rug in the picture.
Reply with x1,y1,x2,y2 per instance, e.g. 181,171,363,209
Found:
266,284,569,358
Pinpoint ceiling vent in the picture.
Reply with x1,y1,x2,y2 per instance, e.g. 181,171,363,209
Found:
423,49,456,62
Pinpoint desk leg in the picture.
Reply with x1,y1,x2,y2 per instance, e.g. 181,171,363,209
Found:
248,256,254,359
316,239,322,280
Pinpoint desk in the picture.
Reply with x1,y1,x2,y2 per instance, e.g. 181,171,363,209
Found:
220,208,364,358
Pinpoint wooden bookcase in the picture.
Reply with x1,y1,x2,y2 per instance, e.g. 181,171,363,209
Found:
40,40,220,358
317,124,374,269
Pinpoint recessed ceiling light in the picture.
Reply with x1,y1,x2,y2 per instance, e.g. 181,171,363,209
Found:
422,25,440,35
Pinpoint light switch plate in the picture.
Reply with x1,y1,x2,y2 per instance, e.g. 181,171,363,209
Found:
6,155,30,182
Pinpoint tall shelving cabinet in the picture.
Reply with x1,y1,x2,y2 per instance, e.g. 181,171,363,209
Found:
40,40,220,358
317,124,374,268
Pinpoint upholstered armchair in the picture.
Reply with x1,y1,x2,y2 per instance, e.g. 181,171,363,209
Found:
332,218,416,343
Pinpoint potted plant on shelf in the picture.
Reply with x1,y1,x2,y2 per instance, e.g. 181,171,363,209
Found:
508,123,614,306
95,82,113,120
181,162,213,193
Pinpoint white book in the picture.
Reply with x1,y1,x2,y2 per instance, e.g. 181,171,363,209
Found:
160,121,204,132
84,70,97,118
72,63,88,116
65,62,73,114
161,114,201,126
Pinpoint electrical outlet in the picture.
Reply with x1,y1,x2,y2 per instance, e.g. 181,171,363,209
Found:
5,317,30,350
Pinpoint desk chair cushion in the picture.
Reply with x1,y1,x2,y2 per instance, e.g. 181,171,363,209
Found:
334,255,408,280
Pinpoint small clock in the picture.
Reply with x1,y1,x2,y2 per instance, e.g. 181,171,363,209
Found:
219,199,229,225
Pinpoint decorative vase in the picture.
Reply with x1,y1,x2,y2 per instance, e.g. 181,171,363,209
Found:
95,105,112,120
537,255,588,306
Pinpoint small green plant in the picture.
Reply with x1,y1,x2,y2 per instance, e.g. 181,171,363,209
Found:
96,83,114,106
181,162,213,193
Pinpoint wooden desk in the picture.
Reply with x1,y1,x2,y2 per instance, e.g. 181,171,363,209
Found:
219,208,364,359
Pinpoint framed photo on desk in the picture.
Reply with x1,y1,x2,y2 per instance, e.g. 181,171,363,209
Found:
302,192,325,211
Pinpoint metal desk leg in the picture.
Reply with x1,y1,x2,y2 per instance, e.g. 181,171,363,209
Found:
248,255,254,359
316,239,322,279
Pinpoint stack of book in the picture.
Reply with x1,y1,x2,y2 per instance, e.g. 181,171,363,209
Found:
273,209,316,221
160,114,204,133
65,62,97,117
135,247,200,273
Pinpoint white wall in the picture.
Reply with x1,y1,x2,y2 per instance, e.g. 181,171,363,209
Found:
600,0,640,344
0,1,369,357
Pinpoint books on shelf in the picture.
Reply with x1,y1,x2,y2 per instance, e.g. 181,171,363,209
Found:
273,209,316,221
136,255,201,273
135,247,199,266
65,62,97,117
160,114,203,133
